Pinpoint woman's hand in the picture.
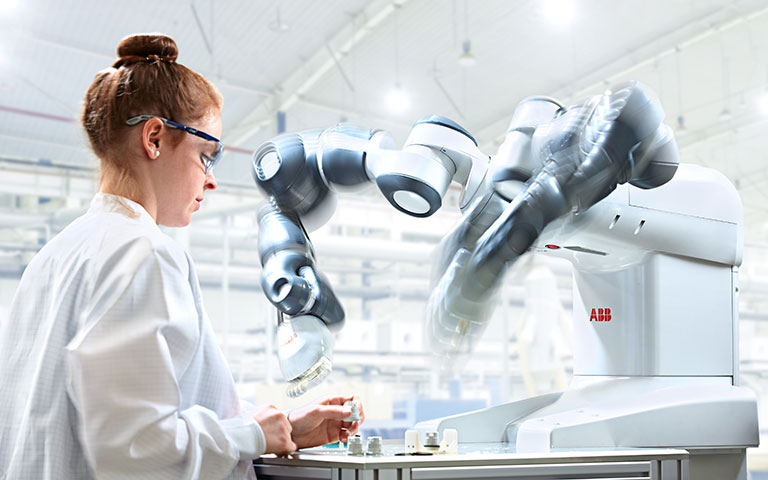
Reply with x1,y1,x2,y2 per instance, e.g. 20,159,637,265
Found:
253,405,297,455
287,395,365,450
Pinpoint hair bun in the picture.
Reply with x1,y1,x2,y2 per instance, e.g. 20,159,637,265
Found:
114,34,178,67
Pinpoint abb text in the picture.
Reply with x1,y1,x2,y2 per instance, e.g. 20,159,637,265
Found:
590,308,612,322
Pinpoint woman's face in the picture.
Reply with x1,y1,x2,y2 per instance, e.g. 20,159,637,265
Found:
155,110,222,227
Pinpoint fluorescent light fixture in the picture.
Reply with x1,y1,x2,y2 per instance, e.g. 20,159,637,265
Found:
541,0,576,27
387,84,409,113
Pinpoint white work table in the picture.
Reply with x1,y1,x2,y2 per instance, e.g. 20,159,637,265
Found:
254,442,690,479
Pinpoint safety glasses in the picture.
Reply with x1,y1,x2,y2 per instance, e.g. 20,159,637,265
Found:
126,114,224,174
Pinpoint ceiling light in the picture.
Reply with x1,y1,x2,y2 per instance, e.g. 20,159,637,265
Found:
0,0,17,15
269,21,289,32
0,0,19,15
458,40,476,67
541,0,576,27
758,90,768,115
269,7,289,32
387,84,409,113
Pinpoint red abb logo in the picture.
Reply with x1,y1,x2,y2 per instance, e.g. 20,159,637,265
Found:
590,308,612,322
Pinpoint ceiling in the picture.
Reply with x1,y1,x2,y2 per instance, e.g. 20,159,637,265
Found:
1,0,768,244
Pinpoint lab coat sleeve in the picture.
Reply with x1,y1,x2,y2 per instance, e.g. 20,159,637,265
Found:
65,237,265,479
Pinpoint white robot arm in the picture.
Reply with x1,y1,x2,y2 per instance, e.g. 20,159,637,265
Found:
252,119,490,395
253,120,490,321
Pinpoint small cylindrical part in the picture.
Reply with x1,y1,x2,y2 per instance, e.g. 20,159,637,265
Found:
366,436,382,455
347,435,364,455
424,431,440,448
343,400,360,422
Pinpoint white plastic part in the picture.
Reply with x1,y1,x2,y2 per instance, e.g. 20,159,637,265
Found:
405,429,420,454
440,429,458,454
347,435,364,455
366,436,382,455
343,400,360,422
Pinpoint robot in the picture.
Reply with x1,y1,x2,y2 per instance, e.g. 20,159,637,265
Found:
252,81,758,477
254,80,676,391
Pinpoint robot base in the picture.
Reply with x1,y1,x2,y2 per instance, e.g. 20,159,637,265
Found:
416,375,758,480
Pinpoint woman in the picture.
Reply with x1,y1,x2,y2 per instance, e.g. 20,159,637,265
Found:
0,34,363,479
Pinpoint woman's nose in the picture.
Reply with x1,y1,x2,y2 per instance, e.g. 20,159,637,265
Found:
205,171,217,191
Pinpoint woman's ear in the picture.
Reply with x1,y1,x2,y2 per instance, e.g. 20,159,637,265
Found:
141,117,165,160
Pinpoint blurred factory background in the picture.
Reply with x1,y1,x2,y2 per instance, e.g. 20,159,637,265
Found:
2,0,768,472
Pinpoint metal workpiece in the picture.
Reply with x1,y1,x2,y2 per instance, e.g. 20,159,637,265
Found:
254,444,690,479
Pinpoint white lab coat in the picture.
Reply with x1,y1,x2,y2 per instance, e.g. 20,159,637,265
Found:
0,193,264,479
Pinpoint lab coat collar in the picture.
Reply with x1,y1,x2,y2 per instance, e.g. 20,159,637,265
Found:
90,193,156,226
